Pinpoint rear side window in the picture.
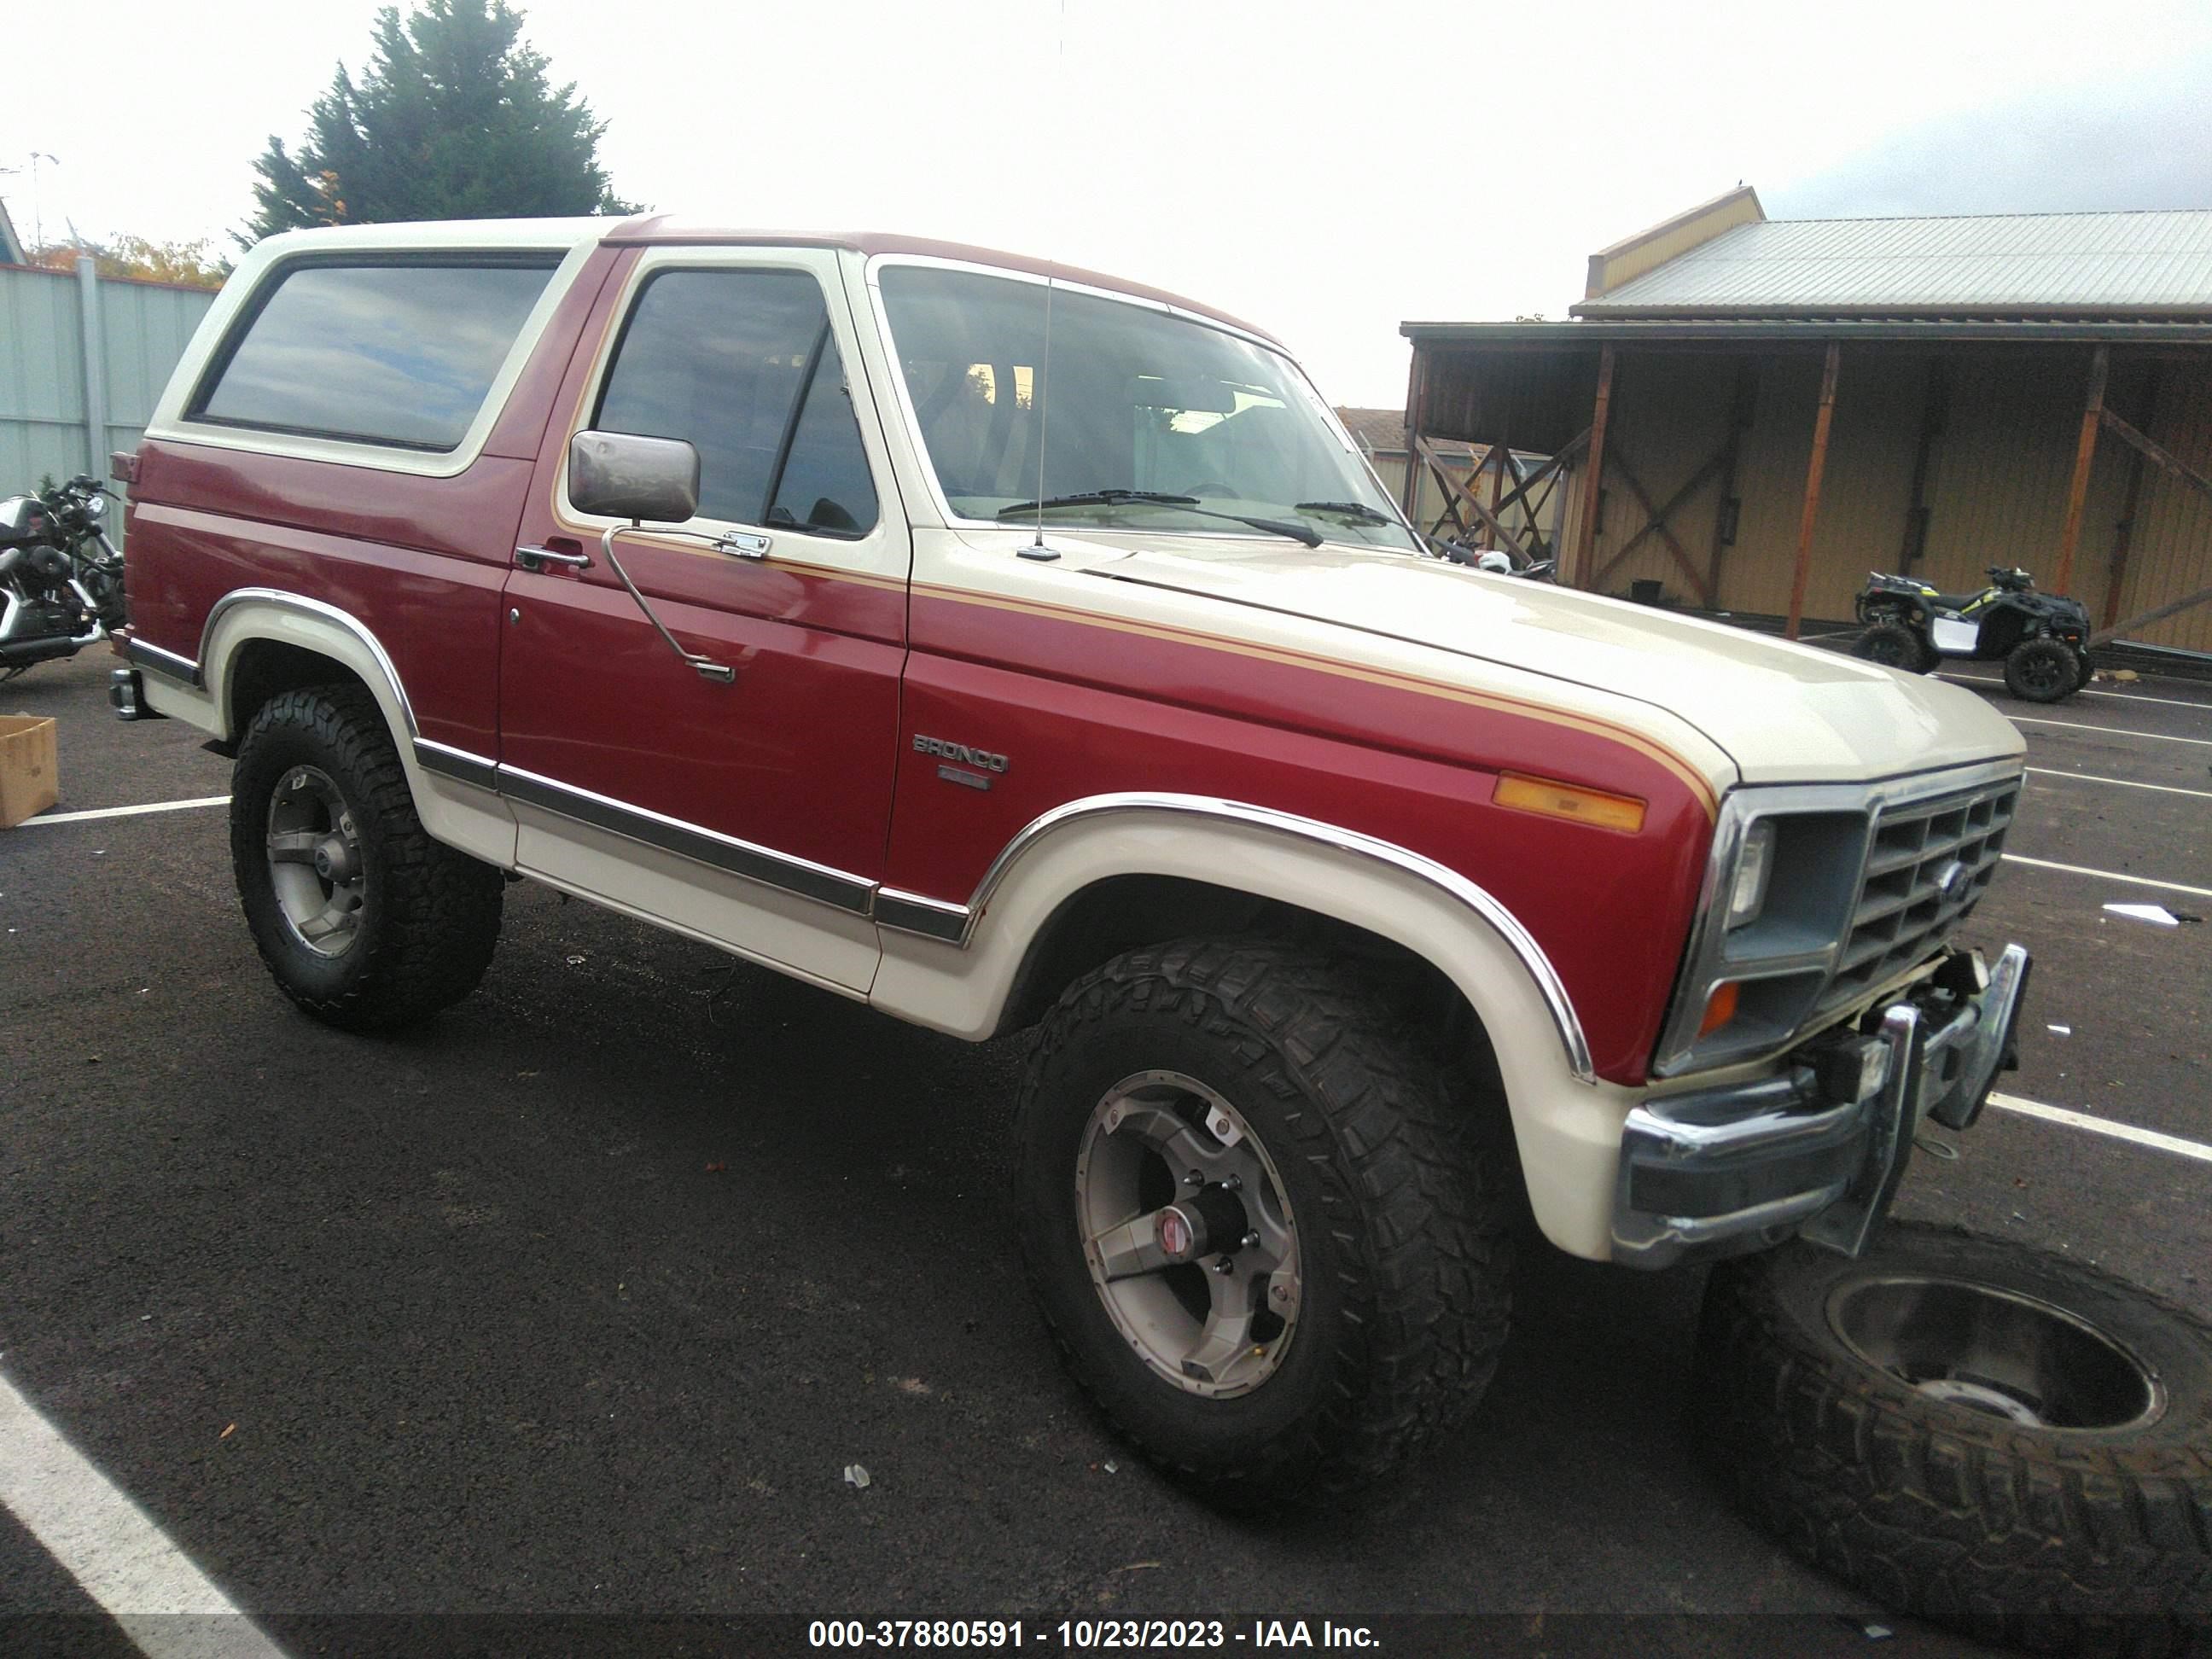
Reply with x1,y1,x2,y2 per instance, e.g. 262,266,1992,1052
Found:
591,268,878,537
190,260,557,451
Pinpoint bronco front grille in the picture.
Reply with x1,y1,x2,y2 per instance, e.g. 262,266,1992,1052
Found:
1820,777,2019,1013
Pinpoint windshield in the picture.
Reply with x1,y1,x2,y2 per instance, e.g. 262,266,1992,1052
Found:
877,265,1418,552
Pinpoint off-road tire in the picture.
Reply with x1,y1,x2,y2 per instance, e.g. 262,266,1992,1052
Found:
231,684,503,1031
1012,938,1513,1510
2006,637,2081,704
1697,1222,2212,1654
1854,617,1936,675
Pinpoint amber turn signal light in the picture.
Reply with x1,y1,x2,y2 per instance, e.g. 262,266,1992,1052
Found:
1697,981,1740,1037
1491,772,1646,834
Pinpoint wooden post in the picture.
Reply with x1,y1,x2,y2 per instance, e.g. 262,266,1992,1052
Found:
2052,345,2109,594
2103,366,2161,630
1400,348,1427,521
1570,345,1615,589
1784,343,1841,642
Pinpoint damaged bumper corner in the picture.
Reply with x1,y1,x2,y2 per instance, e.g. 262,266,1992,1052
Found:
1610,943,2031,1269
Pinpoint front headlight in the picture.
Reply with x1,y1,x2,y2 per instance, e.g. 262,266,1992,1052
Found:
1651,790,1879,1077
1727,819,1774,928
83,493,106,520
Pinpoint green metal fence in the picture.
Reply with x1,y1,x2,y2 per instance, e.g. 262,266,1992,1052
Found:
1,259,216,538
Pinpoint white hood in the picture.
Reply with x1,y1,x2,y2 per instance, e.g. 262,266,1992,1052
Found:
1072,537,2026,787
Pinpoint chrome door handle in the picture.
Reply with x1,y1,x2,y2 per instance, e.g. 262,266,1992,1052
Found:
515,544,592,571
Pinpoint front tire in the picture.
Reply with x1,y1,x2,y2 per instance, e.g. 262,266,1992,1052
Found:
2005,637,2081,703
230,684,504,1031
1697,1223,2212,1653
1013,939,1513,1509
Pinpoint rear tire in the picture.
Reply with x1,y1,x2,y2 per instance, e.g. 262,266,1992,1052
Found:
1854,617,1936,674
1697,1223,2212,1654
230,684,504,1031
1012,939,1513,1510
2005,637,2081,703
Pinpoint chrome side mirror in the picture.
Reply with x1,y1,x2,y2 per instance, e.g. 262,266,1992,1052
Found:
569,431,700,524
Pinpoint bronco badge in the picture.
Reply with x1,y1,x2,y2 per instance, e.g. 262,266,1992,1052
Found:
914,735,1010,774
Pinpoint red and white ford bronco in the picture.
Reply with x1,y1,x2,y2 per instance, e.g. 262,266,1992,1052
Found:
110,217,2030,1504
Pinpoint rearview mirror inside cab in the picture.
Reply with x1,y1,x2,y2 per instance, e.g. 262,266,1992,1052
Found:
570,430,701,524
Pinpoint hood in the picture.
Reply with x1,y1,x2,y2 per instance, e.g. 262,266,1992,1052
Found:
1062,536,2026,786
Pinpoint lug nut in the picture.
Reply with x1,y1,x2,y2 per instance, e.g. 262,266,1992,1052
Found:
1211,1254,1235,1275
1185,1169,1204,1187
1242,1231,1260,1249
1222,1173,1242,1192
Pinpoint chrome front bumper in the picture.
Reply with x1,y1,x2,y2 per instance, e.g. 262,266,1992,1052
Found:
1611,943,2030,1268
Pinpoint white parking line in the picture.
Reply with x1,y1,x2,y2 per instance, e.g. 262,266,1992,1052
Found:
1941,672,2212,711
2000,853,2212,900
2013,715,2212,748
0,1367,287,1657
1987,1092,2212,1165
2025,766,2212,800
19,796,230,827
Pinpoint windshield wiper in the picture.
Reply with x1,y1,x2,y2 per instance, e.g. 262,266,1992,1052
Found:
994,488,1321,548
1295,499,1399,526
996,489,1198,514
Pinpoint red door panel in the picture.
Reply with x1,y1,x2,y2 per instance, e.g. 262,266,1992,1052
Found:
497,246,909,888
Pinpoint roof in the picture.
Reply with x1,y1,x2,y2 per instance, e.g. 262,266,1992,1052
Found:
1402,317,2212,348
1575,209,2212,319
246,216,1280,345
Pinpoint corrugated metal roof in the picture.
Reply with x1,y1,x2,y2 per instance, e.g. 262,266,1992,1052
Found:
1576,210,2212,318
1402,317,2212,346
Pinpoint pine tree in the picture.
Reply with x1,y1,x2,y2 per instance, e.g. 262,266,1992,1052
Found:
245,0,637,243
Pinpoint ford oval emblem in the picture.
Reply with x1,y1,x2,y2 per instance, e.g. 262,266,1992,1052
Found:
1936,859,1970,904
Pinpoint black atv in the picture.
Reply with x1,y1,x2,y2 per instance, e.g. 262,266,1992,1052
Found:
1851,564,2094,703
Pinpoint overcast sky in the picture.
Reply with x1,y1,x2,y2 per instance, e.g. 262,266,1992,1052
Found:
7,0,2210,405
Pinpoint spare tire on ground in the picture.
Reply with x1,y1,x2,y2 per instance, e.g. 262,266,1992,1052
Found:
1696,1222,2212,1654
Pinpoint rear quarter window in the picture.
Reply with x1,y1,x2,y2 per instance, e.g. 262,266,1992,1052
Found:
189,259,558,451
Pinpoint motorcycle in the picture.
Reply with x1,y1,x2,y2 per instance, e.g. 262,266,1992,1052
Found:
1851,563,2093,704
0,474,127,682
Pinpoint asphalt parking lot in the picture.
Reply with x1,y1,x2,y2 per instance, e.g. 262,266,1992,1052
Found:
3,645,2208,1657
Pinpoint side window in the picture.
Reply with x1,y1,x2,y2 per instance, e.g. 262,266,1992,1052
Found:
591,269,878,537
190,260,557,451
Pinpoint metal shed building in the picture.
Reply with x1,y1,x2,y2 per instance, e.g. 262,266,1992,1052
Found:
1400,189,2212,658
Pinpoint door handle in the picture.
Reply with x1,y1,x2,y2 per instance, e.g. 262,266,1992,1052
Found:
515,544,592,572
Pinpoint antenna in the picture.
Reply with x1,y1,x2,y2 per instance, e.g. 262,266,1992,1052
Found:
1032,276,1057,551
1028,0,1066,557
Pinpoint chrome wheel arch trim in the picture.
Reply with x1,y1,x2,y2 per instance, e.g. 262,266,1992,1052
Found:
196,586,425,742
883,791,1595,1084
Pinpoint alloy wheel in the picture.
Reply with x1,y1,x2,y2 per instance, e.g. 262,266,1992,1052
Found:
1074,1070,1301,1400
265,765,367,958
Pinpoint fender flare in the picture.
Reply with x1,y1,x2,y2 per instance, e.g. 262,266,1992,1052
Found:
869,795,1643,1260
192,589,517,867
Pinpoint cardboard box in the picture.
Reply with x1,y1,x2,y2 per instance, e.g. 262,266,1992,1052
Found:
1,713,59,828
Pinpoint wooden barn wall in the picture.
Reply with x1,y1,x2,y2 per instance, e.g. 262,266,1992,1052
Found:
2103,357,2212,654
1538,344,2210,650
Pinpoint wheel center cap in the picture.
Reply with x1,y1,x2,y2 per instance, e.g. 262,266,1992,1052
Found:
313,836,356,882
1157,1206,1199,1262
